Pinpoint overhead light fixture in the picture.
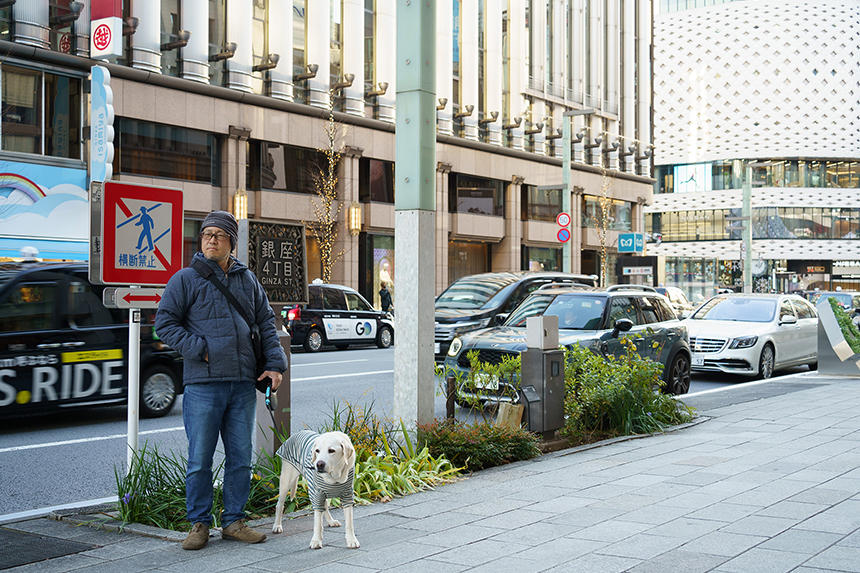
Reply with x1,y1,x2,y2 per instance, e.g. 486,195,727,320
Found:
366,81,388,96
252,52,280,72
545,127,563,140
602,137,619,153
161,29,191,52
453,104,474,119
478,111,499,125
294,63,319,81
50,1,83,27
331,72,355,90
584,134,603,149
347,202,362,236
502,117,522,130
436,97,448,110
209,41,237,62
524,121,544,135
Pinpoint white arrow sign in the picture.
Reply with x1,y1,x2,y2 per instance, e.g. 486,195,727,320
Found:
103,287,164,309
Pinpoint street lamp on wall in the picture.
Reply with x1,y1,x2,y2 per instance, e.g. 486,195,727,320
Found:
347,202,362,236
161,29,191,52
209,42,237,62
233,189,248,221
252,53,280,72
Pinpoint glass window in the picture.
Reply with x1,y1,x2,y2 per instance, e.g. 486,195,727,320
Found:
521,246,561,272
449,174,504,216
161,0,181,77
322,287,347,310
308,286,323,308
364,0,375,95
208,0,227,86
66,279,116,327
0,282,58,332
791,299,815,320
293,0,307,103
330,0,342,86
582,195,632,230
248,141,324,193
345,292,371,312
608,296,638,327
523,185,562,221
779,299,796,320
117,118,219,183
2,65,42,154
636,297,660,324
544,295,606,330
0,7,11,42
359,158,395,203
692,296,776,322
44,72,81,159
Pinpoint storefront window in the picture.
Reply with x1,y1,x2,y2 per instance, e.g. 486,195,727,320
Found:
582,195,632,230
117,118,220,183
448,173,504,216
1,64,82,159
247,140,323,193
522,246,561,271
359,158,395,203
522,185,562,222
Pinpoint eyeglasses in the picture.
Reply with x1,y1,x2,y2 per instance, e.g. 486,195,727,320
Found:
201,231,230,242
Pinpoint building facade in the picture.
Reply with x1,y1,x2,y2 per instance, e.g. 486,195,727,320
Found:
0,0,655,307
647,0,860,301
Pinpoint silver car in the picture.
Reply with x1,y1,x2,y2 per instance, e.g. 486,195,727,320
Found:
686,293,818,378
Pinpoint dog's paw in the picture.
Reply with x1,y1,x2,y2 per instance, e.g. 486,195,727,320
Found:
309,538,323,550
346,536,360,549
326,519,341,528
272,524,283,534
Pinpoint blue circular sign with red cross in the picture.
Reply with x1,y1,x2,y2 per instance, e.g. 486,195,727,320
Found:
557,228,571,243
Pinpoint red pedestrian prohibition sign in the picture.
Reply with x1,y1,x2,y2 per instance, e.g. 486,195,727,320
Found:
93,24,111,51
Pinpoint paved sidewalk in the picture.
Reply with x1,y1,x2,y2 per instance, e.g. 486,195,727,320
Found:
2,372,860,572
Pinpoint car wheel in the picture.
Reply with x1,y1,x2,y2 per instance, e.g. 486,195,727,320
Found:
140,365,178,418
663,351,691,395
376,326,393,349
304,328,324,352
758,344,775,379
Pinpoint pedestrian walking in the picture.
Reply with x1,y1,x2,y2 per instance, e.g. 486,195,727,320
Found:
379,281,393,314
155,210,287,551
135,206,154,251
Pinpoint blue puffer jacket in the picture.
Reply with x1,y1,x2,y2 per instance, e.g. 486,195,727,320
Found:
155,252,287,385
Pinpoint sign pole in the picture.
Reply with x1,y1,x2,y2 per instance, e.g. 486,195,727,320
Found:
126,286,140,473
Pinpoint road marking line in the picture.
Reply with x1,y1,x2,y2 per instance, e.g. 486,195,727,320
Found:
292,359,370,367
682,371,813,398
0,426,183,454
0,496,117,525
292,369,393,382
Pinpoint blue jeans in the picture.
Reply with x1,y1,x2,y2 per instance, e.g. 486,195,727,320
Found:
183,381,256,527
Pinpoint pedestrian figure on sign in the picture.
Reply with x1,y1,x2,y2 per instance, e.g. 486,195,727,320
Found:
379,281,393,314
136,206,155,252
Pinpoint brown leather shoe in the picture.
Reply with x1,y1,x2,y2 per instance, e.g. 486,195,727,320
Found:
222,519,266,544
181,522,209,550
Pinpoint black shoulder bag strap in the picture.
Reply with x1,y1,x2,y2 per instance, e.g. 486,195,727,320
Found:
191,260,274,410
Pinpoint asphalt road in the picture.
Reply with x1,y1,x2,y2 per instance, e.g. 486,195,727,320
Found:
0,345,809,520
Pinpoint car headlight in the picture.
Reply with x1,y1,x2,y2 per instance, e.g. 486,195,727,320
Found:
729,335,758,349
448,337,463,356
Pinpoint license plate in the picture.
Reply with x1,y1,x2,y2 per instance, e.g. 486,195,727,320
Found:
691,354,705,367
473,372,499,390
434,343,441,354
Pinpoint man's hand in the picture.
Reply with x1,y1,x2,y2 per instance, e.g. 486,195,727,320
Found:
259,370,283,391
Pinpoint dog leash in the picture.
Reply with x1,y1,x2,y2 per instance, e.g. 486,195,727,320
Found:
264,383,277,427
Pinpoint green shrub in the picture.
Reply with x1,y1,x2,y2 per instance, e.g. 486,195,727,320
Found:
562,343,694,442
418,419,541,471
829,298,860,353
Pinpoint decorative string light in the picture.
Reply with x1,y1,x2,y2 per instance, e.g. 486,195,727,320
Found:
305,89,345,284
590,164,614,288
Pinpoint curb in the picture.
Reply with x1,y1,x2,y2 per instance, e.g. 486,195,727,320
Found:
46,417,710,542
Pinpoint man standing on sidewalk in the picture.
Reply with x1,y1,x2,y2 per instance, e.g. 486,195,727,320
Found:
156,210,287,550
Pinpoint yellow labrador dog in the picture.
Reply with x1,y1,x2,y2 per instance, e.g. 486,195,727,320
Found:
272,430,359,549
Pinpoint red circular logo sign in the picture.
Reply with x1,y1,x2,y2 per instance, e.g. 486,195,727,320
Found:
93,23,112,51
59,33,71,53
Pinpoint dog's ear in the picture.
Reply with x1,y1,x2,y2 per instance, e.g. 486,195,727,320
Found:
311,436,320,464
340,435,356,471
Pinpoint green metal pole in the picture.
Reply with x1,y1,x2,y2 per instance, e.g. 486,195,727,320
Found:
562,116,571,273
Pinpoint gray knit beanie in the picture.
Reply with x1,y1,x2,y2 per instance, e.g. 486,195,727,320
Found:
201,210,238,249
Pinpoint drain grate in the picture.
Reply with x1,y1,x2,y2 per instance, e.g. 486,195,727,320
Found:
0,527,96,570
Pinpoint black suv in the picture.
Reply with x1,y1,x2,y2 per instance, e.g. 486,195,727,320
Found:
0,262,183,419
443,284,692,401
435,271,598,361
284,282,394,352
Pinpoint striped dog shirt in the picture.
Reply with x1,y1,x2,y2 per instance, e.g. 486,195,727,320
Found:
276,430,355,511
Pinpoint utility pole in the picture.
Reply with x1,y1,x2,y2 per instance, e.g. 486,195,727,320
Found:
561,109,594,273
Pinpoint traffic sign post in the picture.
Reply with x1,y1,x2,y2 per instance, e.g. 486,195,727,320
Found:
89,180,182,472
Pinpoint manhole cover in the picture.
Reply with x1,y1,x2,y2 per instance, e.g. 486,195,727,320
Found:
0,527,96,570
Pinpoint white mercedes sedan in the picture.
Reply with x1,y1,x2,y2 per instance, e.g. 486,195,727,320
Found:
686,293,818,379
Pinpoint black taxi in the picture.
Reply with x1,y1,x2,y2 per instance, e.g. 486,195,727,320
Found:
0,262,183,419
283,281,394,352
